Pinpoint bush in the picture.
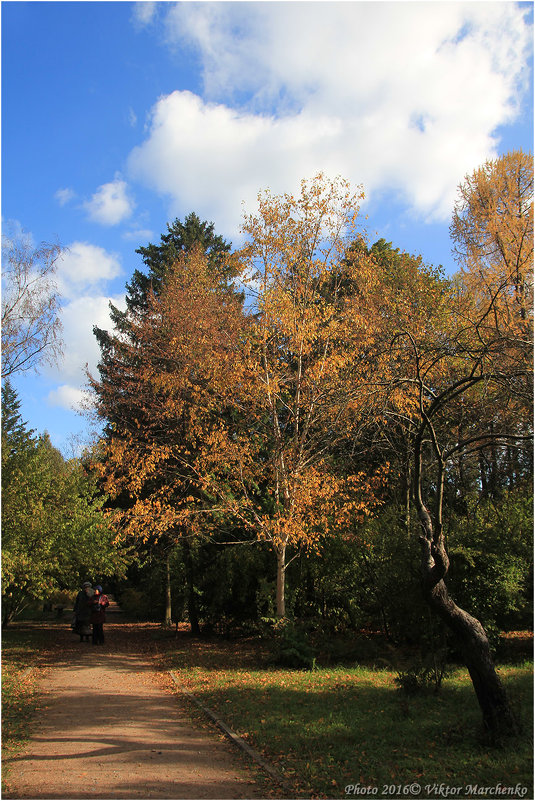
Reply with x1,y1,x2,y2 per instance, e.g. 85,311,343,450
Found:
290,508,433,646
394,658,449,695
269,619,317,670
48,589,76,608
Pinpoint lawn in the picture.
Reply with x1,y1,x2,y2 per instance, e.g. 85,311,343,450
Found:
159,632,533,799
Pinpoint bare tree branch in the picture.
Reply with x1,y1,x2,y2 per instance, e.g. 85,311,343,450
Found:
1,227,64,378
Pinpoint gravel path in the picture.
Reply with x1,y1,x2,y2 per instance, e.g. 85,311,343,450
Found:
3,620,266,800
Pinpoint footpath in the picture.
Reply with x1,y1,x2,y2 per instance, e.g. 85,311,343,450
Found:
3,617,268,800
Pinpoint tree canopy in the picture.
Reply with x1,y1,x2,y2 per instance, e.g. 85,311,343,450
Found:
16,152,530,737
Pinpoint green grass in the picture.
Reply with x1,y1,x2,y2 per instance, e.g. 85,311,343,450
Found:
161,635,533,799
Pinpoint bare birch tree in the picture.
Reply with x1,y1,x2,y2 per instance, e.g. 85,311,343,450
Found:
2,227,64,378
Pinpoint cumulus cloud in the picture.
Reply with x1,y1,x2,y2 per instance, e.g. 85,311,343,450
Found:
128,2,532,231
56,242,122,300
128,92,348,234
84,177,134,226
47,384,89,413
44,241,126,391
47,293,127,387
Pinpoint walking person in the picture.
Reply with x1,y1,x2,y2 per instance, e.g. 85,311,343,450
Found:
73,581,93,642
90,585,109,645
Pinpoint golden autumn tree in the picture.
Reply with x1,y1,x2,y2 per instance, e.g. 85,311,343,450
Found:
342,238,455,534
451,149,533,329
225,174,390,617
451,149,533,436
89,246,248,630
88,189,391,624
383,151,533,736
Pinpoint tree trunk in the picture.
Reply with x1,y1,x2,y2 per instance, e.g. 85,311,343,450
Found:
420,536,518,737
164,551,172,627
402,458,412,536
2,596,21,628
276,543,286,618
182,539,200,634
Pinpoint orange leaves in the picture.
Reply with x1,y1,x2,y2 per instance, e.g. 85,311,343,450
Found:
232,175,397,570
241,174,364,310
253,462,389,552
451,151,533,351
89,247,251,547
452,151,533,279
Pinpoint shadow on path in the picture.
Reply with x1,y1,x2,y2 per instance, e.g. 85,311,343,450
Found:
3,621,267,800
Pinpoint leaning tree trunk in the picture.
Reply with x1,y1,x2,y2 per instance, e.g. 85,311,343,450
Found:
419,514,518,737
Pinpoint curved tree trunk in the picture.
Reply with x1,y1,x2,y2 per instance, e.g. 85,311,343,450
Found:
419,524,518,737
425,574,517,735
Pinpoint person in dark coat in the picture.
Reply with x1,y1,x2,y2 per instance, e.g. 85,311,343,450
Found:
90,585,109,645
73,581,93,642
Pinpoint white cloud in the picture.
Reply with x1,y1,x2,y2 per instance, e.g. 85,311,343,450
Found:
56,242,122,300
47,384,89,413
132,1,157,28
48,293,127,387
45,242,126,389
55,187,75,206
128,91,348,235
84,177,135,226
128,2,532,231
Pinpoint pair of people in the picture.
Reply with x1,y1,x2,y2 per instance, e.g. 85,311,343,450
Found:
73,582,109,644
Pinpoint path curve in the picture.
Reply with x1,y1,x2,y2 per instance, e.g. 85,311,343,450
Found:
3,621,266,800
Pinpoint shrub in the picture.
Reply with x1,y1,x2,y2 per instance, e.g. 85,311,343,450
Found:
269,619,317,670
447,488,533,636
394,658,450,695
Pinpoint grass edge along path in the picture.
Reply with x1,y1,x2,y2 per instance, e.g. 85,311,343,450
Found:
169,669,292,794
164,654,533,800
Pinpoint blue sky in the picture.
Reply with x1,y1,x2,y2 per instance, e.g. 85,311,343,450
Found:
2,1,533,456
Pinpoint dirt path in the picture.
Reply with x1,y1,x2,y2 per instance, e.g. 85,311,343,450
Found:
3,620,268,800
